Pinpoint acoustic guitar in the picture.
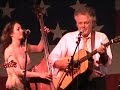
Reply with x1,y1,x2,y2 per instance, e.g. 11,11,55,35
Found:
53,36,120,89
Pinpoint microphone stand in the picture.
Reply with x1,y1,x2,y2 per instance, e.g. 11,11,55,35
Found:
57,31,82,89
23,32,29,90
68,31,82,88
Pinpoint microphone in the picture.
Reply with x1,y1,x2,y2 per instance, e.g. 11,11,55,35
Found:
23,29,31,35
79,30,84,36
76,30,83,44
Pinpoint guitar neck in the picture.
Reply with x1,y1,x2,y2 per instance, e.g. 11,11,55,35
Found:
79,49,97,63
79,39,113,63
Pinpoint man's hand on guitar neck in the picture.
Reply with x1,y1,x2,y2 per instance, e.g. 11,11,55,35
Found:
97,44,106,54
97,44,109,66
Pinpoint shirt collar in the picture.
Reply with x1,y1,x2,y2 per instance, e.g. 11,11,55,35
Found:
76,31,93,39
81,33,91,39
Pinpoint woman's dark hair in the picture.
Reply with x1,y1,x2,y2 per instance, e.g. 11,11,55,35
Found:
0,21,20,54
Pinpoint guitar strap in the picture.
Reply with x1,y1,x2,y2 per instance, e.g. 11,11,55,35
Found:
91,31,95,52
89,31,95,70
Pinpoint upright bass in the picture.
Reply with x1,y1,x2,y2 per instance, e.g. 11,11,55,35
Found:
30,6,55,90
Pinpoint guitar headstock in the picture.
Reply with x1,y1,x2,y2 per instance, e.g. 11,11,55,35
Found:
3,60,17,69
111,35,120,44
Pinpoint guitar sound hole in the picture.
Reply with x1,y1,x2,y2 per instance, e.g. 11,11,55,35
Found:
73,60,80,68
68,67,80,76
